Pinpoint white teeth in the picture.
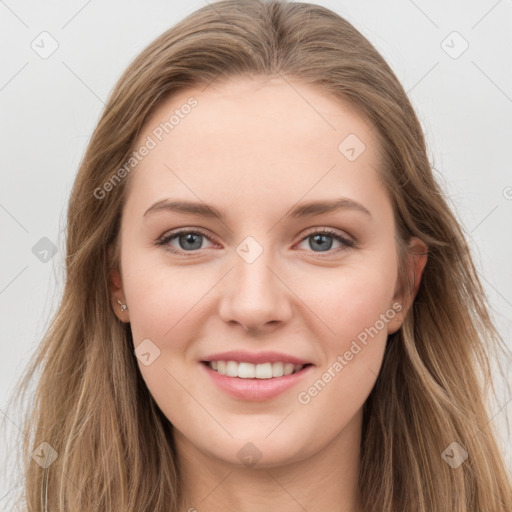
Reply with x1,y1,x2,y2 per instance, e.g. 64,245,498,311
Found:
238,362,255,378
226,360,238,377
272,362,284,377
255,362,272,379
207,360,306,379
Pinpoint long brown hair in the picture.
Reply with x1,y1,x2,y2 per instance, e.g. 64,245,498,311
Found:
3,1,511,510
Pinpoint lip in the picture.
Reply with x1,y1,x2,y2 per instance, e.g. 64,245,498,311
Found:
201,350,312,366
199,361,315,401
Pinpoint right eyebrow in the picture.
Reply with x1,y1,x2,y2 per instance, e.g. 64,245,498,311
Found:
144,199,224,219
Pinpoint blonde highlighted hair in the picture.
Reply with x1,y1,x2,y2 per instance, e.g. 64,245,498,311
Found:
2,0,511,510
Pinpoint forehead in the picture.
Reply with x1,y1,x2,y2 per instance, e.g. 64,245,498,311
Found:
125,76,387,217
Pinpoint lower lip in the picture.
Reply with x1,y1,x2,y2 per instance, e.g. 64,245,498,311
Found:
199,362,314,401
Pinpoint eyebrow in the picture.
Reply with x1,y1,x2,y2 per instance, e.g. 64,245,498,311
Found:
143,197,372,219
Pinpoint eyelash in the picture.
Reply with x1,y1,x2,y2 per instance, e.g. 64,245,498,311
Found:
156,227,357,257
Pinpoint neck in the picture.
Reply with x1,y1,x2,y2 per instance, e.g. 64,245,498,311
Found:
174,410,364,512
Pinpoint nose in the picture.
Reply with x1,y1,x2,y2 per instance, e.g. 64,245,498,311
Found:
218,248,293,334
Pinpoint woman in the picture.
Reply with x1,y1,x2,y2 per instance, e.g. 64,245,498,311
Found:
4,0,511,510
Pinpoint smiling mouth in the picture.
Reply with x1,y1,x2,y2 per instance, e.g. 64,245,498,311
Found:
201,360,313,379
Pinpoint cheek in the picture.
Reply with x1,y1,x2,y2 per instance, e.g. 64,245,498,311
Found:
122,247,211,343
122,258,209,423
293,266,395,438
299,254,398,346
293,253,397,396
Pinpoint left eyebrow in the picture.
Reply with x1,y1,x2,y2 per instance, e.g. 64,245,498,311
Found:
289,198,372,218
143,197,372,220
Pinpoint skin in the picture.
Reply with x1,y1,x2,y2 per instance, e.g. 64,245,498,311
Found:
109,76,427,512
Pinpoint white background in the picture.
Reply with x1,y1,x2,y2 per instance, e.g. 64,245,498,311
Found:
1,0,511,507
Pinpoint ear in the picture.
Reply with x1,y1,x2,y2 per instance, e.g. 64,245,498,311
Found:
387,237,428,334
108,244,130,323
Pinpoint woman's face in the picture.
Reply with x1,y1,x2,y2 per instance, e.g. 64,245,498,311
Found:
112,76,422,468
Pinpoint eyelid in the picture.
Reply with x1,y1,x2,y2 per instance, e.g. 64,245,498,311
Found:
299,226,355,244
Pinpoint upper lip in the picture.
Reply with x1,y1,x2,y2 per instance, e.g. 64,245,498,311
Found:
201,350,312,366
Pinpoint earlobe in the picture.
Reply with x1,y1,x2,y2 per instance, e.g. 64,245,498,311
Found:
112,301,130,323
110,280,130,323
108,245,130,322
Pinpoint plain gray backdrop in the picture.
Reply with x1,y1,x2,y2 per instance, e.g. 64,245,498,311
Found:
1,0,511,507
